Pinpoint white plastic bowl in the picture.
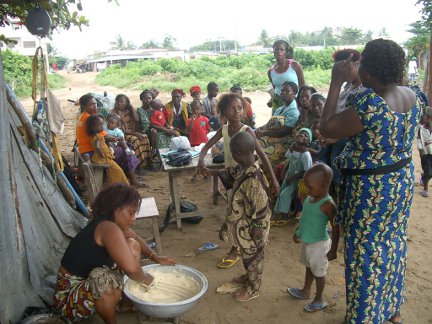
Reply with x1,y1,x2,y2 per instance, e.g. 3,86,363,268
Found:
123,264,208,318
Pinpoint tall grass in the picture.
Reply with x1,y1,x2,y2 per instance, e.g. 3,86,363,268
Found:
96,53,333,92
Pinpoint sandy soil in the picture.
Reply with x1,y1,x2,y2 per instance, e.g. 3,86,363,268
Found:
21,71,432,324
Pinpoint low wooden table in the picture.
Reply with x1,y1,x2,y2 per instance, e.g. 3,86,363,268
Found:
161,149,226,230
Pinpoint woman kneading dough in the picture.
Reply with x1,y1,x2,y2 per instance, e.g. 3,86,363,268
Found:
52,183,176,324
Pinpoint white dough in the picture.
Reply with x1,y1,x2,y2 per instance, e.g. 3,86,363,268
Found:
127,268,200,304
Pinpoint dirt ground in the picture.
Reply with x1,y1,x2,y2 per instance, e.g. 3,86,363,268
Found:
21,71,432,324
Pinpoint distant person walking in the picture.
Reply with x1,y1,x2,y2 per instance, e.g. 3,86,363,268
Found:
408,57,418,84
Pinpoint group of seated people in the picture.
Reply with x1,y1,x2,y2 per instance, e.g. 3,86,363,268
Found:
75,82,256,188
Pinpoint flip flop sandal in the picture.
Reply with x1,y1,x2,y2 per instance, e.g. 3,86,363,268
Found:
304,301,328,313
420,190,429,197
272,220,288,227
217,255,240,269
234,289,260,302
287,287,311,300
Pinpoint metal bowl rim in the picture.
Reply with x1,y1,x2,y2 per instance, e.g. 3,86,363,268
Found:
123,264,208,307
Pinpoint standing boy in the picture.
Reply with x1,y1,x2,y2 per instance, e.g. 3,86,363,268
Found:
287,163,340,312
204,132,272,301
202,82,220,130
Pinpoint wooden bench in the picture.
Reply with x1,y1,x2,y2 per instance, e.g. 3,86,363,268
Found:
136,197,163,255
79,155,108,205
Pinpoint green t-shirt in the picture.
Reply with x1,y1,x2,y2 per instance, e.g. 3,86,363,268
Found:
296,195,332,244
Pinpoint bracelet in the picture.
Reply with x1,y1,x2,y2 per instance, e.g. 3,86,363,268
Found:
148,252,157,261
253,223,263,228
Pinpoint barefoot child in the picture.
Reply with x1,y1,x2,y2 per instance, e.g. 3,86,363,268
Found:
287,163,340,313
86,115,129,184
204,132,271,301
197,93,279,269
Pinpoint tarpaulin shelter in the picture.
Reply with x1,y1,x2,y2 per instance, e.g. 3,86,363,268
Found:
0,58,86,323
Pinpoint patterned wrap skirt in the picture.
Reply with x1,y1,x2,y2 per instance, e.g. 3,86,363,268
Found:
339,164,413,323
53,267,124,322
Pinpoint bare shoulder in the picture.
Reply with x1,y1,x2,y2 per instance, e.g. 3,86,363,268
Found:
321,198,336,215
94,220,122,245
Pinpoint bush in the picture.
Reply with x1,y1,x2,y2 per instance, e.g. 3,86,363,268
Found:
1,49,66,98
95,51,339,92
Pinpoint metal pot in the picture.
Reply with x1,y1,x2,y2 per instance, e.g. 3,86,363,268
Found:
123,264,208,319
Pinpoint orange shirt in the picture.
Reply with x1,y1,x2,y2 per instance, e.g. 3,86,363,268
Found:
76,112,106,154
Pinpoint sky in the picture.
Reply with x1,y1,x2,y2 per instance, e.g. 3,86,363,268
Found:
50,0,423,58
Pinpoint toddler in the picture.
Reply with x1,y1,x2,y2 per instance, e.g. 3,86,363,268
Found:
106,113,132,155
287,163,339,313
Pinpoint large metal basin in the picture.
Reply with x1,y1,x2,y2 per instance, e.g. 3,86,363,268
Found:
123,264,208,318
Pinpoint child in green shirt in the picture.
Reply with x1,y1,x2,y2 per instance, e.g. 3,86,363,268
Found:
287,163,340,313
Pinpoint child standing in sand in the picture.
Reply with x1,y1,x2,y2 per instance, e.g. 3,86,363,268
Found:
287,163,339,313
204,132,271,301
197,93,279,269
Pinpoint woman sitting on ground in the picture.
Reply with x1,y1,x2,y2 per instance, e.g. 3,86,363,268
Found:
53,183,176,324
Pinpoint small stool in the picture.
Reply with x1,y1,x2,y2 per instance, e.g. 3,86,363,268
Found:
136,197,163,255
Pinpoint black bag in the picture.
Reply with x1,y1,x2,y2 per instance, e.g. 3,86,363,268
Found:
166,148,192,167
159,201,203,233
212,152,224,164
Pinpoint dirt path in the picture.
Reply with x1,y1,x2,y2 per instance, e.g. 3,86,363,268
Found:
21,71,432,323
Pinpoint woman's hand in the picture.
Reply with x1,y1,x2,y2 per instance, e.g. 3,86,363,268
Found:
143,272,154,285
331,54,353,86
255,128,264,138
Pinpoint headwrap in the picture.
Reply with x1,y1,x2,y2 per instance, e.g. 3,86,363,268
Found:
189,85,202,96
298,127,312,143
171,88,186,97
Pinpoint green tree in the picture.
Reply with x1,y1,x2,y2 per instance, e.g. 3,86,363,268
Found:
162,34,176,50
362,30,374,43
140,40,160,49
110,34,135,50
406,21,429,67
415,0,432,102
338,27,363,45
47,43,58,55
259,29,272,47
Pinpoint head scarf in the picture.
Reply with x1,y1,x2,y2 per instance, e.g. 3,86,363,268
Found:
298,127,312,143
171,89,186,97
189,85,202,96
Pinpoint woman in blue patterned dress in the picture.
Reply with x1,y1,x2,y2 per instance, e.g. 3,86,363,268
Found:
320,39,421,323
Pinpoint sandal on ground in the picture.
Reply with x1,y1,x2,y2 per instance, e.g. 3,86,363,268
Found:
304,301,328,313
287,287,311,300
217,255,240,269
271,219,289,227
420,190,429,197
234,288,259,302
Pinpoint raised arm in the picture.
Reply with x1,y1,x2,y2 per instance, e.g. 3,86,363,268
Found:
319,57,363,139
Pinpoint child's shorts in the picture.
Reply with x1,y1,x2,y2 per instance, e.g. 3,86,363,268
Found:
300,239,331,277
